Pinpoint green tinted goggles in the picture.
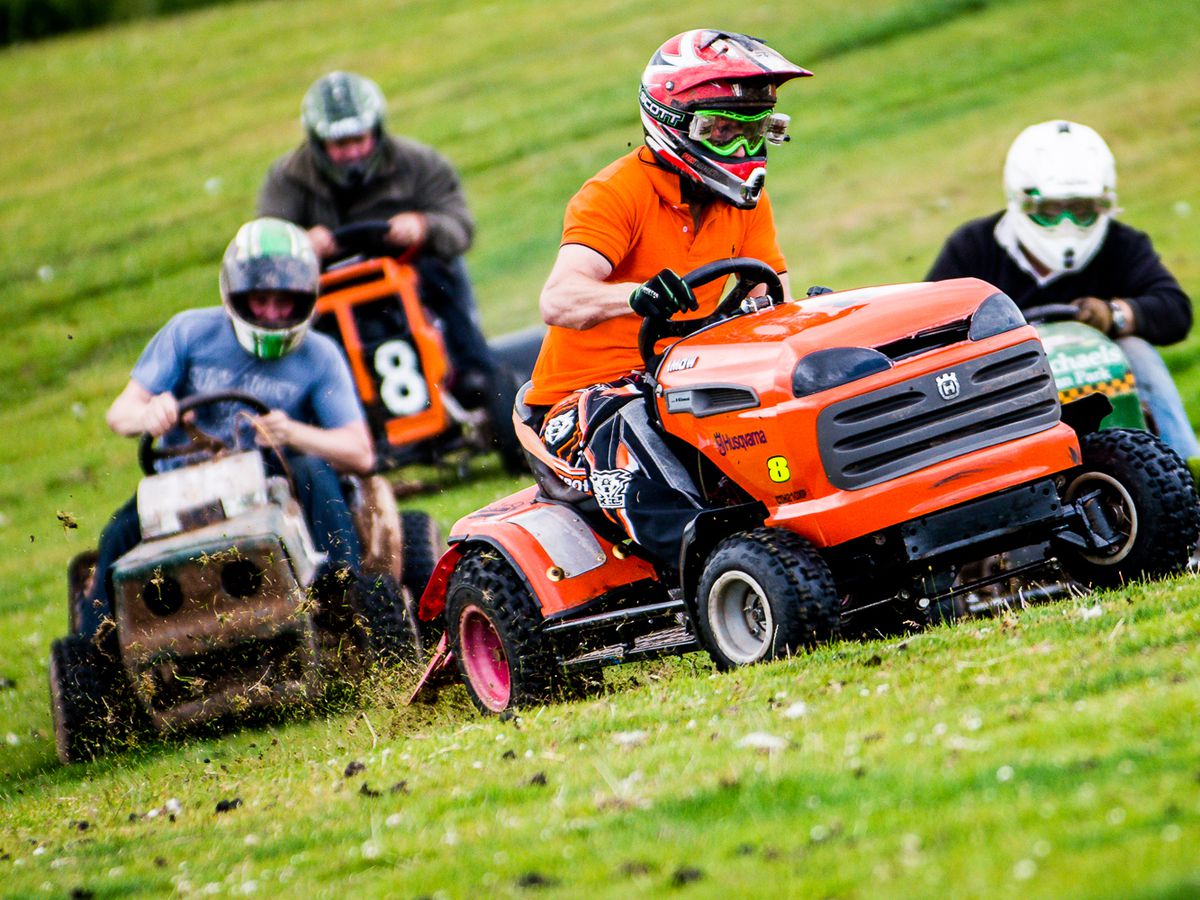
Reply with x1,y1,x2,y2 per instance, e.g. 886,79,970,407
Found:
1022,192,1112,227
688,108,791,157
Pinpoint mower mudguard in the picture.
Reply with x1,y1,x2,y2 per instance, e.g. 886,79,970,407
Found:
418,486,657,620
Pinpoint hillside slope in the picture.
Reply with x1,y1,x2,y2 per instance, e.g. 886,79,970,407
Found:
1,0,1198,894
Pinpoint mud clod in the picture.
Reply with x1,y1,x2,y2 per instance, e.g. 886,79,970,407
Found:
344,760,366,777
671,866,704,886
516,871,557,889
528,771,547,787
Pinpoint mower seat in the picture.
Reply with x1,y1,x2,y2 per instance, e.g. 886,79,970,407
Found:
513,382,601,510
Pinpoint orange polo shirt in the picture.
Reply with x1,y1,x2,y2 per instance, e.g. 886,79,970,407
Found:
525,148,787,407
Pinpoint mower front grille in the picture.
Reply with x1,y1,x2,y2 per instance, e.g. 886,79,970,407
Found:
817,340,1060,490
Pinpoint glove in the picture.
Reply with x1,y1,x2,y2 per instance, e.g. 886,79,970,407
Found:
628,268,698,319
1072,297,1114,334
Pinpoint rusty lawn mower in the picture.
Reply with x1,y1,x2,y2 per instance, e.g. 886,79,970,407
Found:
51,391,437,762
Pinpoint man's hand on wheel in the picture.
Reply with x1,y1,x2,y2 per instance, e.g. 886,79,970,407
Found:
1072,297,1114,334
628,268,698,319
386,212,428,249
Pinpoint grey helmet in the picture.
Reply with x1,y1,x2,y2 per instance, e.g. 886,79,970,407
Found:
219,218,320,360
301,71,387,188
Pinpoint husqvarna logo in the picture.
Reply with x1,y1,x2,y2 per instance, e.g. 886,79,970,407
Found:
935,371,960,401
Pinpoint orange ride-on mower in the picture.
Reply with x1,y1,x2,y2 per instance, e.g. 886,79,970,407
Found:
409,259,1200,713
313,222,539,476
51,392,426,763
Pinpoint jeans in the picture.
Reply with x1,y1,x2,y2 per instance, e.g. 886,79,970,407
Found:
414,255,496,378
1118,336,1200,458
78,452,362,637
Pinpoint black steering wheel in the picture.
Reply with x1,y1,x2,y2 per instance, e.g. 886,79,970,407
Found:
1021,303,1081,325
638,258,785,372
325,220,417,268
139,391,271,475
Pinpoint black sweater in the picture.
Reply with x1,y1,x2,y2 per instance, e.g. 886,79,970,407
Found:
926,212,1192,345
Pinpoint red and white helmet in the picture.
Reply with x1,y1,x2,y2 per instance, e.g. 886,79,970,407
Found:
639,30,811,208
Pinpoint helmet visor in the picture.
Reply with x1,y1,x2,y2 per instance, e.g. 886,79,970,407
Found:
688,109,790,157
1021,193,1112,228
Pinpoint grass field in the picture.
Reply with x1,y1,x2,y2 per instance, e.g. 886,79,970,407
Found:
2,0,1199,895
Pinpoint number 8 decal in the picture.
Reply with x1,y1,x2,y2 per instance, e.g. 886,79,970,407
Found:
374,339,430,416
767,455,791,483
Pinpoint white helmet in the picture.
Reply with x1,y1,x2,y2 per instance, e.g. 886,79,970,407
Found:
219,218,320,360
1003,120,1117,275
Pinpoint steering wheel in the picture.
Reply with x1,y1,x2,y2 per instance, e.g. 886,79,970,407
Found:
139,391,271,475
638,258,785,372
325,220,416,267
1021,303,1081,325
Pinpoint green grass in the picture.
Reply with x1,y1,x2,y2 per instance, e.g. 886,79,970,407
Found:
2,0,1200,895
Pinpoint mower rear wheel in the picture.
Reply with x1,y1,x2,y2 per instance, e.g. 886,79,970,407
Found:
400,511,442,600
446,549,557,713
1059,429,1199,588
696,528,841,670
350,573,423,666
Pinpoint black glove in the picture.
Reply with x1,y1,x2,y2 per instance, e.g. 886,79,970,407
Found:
628,268,698,319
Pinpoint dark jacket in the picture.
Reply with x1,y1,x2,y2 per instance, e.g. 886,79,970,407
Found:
256,135,474,260
926,212,1192,345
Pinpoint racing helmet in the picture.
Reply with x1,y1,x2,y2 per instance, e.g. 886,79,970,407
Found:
301,71,387,188
1003,120,1118,275
639,30,811,209
219,218,320,360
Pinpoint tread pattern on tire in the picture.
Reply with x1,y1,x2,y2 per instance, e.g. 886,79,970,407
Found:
697,527,841,670
50,634,137,763
400,511,442,600
351,573,421,666
1062,429,1200,588
446,548,558,712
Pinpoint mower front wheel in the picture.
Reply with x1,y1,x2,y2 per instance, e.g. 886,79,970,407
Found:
696,528,841,670
49,634,139,763
445,549,557,713
1059,429,1199,588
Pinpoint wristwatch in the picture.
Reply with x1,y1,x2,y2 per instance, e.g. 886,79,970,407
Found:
1107,301,1129,337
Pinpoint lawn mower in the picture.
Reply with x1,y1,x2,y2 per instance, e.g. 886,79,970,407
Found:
50,391,435,762
409,258,1199,713
312,222,541,476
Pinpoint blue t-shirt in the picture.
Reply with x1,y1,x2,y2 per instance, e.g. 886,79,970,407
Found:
132,307,364,455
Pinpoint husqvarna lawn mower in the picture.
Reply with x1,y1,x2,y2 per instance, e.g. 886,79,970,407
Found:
410,259,1198,713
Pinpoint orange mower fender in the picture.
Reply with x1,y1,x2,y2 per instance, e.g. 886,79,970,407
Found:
418,486,658,625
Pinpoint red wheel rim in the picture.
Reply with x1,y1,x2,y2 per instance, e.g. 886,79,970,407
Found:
458,605,511,711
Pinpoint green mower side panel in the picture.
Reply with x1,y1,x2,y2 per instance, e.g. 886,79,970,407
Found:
1038,321,1147,431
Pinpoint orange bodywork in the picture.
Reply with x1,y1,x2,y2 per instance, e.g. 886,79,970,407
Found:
316,258,450,447
419,486,659,620
423,276,1084,624
654,278,1080,548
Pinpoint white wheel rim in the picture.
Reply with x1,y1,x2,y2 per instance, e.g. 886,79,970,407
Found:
707,571,774,665
1065,471,1138,564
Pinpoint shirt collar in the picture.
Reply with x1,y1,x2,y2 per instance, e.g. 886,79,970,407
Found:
637,147,685,207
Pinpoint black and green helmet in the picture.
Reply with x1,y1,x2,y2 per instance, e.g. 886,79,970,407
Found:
301,71,387,187
219,218,320,360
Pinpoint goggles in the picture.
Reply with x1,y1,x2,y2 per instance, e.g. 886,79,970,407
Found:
688,108,791,157
1021,192,1112,228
